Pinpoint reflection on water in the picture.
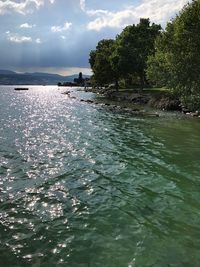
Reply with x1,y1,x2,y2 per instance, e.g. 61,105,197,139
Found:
0,86,200,267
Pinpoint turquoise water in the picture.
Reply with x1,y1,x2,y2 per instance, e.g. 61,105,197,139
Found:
0,86,200,267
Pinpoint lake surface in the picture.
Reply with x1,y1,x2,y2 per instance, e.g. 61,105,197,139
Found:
0,86,200,267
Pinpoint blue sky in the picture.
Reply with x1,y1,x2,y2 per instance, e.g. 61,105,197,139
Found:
0,0,190,75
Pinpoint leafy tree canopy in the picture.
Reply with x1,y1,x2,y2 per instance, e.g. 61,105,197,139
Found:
111,18,161,88
147,0,200,100
89,39,117,87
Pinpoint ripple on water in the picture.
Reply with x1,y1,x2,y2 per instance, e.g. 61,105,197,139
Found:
0,86,200,267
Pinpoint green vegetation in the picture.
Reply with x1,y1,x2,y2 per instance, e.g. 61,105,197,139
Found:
147,0,200,111
89,0,200,111
89,39,118,88
89,19,161,90
111,19,161,90
143,87,170,93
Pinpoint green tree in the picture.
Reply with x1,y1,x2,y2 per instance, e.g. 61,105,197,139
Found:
147,0,200,110
89,39,119,88
147,22,175,87
111,18,161,89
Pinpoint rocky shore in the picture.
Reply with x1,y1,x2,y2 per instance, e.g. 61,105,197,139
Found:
86,88,181,110
84,87,200,118
62,87,200,118
62,88,159,117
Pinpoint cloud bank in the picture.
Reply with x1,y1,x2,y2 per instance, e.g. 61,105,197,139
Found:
81,0,190,31
0,0,54,15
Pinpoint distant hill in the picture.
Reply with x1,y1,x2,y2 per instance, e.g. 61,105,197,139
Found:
0,70,16,75
0,70,91,85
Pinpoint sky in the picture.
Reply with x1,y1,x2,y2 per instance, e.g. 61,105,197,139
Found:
0,0,190,76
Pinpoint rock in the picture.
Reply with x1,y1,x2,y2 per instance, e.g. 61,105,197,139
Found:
190,112,198,117
130,111,140,115
182,108,190,113
185,111,199,117
85,99,94,103
62,91,71,95
123,108,132,112
149,94,181,111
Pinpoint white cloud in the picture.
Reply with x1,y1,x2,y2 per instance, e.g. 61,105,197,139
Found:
0,0,55,15
35,38,41,43
80,0,85,11
6,31,32,43
79,0,107,16
20,22,35,28
51,22,72,33
60,35,66,40
82,0,191,31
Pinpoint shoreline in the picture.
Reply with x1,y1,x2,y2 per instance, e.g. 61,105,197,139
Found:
83,87,200,119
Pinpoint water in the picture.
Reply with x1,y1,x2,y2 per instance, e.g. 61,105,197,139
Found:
0,86,200,267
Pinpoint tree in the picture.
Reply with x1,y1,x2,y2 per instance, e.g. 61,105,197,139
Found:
111,18,161,89
89,39,119,89
147,0,200,110
147,22,175,87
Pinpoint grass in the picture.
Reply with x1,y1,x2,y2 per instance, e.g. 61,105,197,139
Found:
118,87,170,94
143,87,170,93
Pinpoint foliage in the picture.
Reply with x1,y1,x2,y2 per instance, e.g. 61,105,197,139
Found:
89,19,161,90
147,0,200,110
181,94,200,111
89,39,117,87
111,18,161,89
89,1,200,111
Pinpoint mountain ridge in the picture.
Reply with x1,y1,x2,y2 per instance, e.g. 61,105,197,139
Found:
0,70,91,85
